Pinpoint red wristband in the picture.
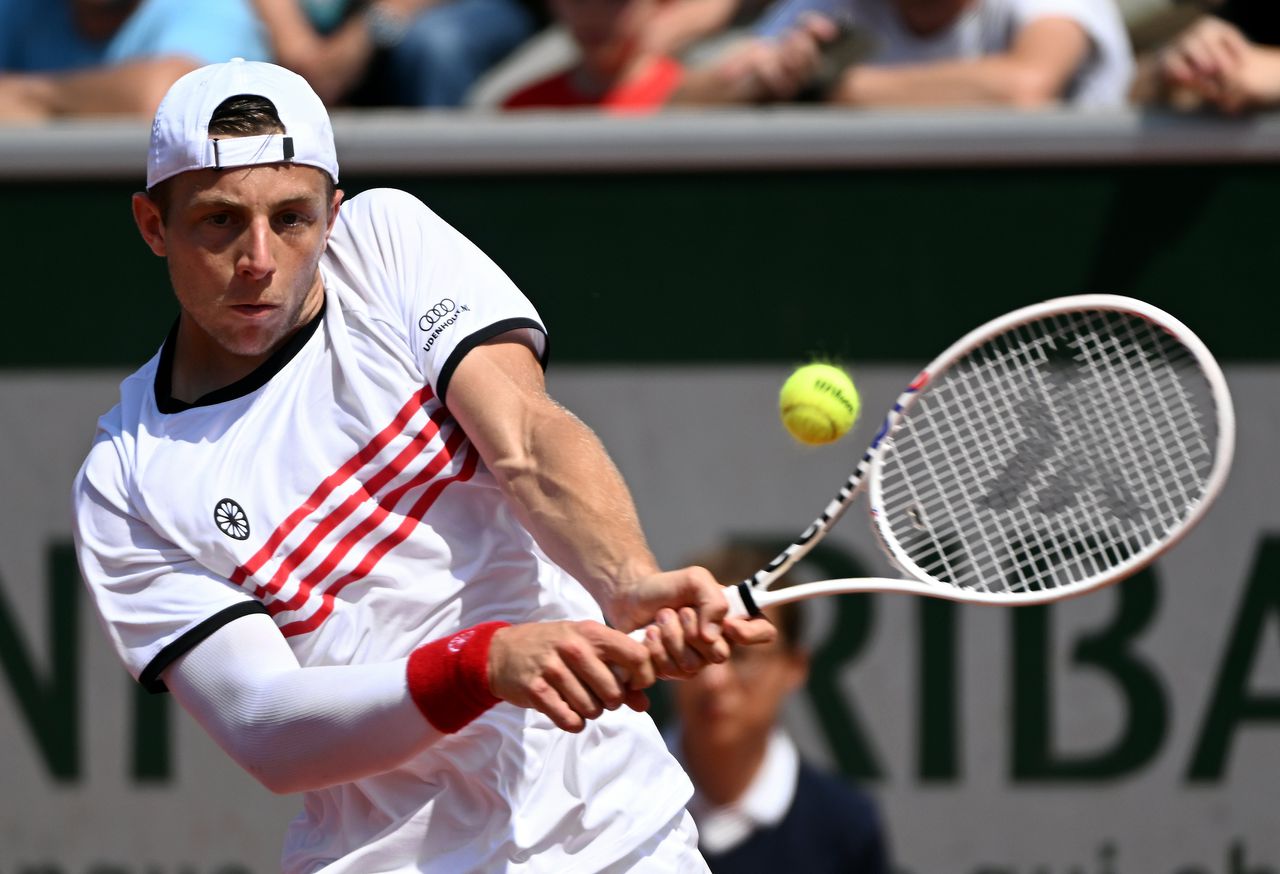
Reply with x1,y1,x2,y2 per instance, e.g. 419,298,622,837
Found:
407,621,509,734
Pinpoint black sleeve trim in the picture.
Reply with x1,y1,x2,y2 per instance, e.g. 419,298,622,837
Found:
138,601,270,693
436,317,550,405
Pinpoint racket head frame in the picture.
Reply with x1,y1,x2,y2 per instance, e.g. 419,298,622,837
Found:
734,294,1235,614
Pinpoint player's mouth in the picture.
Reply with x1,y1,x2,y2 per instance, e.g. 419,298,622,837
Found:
230,303,278,318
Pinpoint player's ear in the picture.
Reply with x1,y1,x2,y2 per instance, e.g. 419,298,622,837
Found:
131,192,167,257
326,187,344,234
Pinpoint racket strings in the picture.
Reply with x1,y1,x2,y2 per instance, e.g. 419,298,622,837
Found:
876,309,1218,595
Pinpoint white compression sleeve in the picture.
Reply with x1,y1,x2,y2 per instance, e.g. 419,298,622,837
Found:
164,611,444,794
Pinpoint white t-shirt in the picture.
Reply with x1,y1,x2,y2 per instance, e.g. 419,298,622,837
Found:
760,0,1134,107
72,188,693,873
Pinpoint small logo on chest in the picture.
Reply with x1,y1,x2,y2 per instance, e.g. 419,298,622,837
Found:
214,498,251,540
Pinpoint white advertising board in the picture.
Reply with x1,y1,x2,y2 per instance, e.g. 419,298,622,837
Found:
1,365,1275,873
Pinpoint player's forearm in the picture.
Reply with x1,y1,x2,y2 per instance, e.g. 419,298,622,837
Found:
833,57,1067,107
489,402,661,617
168,624,442,794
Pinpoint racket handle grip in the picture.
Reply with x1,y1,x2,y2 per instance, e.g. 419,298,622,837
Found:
623,583,754,644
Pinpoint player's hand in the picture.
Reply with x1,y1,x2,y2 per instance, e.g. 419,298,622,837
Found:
609,567,777,679
487,620,655,733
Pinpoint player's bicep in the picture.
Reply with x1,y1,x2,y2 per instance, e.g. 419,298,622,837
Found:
164,612,302,738
445,335,560,475
164,613,440,794
162,614,305,786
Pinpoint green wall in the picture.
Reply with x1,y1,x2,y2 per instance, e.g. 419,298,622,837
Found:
6,162,1274,368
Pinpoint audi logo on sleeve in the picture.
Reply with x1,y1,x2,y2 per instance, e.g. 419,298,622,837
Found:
214,498,250,540
419,299,456,327
418,299,470,352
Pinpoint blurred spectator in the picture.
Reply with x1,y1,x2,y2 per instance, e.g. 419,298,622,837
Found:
755,0,1134,108
1131,0,1280,112
468,0,778,107
667,544,890,874
0,0,268,120
253,0,541,107
502,0,835,110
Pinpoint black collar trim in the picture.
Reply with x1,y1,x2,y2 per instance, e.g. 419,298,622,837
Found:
153,301,326,414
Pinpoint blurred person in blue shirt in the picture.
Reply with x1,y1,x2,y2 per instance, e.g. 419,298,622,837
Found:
252,0,541,107
0,0,268,119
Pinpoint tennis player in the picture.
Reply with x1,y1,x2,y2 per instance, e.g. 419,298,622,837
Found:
71,58,772,872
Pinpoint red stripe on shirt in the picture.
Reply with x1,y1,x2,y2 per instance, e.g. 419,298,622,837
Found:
251,405,453,602
266,422,469,616
231,385,434,586
279,444,481,638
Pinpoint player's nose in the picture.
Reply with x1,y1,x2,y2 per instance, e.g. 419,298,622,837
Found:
236,217,276,279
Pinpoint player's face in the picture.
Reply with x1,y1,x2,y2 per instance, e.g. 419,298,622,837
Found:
133,164,341,376
672,618,807,747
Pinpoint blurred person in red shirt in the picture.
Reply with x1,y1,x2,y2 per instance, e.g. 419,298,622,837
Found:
502,0,836,111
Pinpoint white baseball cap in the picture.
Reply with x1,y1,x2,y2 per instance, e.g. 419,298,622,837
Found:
147,58,339,189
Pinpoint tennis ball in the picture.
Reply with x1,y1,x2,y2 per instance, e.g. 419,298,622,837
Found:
779,363,860,446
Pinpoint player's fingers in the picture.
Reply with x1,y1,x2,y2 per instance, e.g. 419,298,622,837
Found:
680,605,727,667
587,623,656,693
527,677,586,733
675,566,728,649
623,688,650,713
560,630,632,710
642,614,682,680
655,607,701,678
545,659,607,722
723,614,779,647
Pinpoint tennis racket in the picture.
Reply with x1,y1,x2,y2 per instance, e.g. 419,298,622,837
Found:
720,294,1235,618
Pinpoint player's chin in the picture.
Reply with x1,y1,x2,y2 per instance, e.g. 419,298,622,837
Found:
217,322,290,358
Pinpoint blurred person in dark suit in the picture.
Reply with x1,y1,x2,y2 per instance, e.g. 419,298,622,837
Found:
0,0,267,119
668,544,890,874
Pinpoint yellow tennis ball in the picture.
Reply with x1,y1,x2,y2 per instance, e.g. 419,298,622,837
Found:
779,363,860,446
